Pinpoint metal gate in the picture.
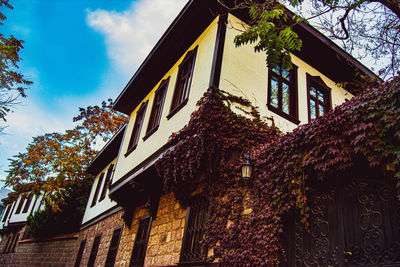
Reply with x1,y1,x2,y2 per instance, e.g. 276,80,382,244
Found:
284,178,400,267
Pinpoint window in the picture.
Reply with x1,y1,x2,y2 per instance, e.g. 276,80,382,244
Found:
87,235,101,267
129,216,152,267
74,239,86,267
307,75,332,121
1,204,11,222
15,197,25,214
22,194,33,213
126,102,148,155
105,226,123,267
144,78,169,139
267,64,298,124
99,164,114,202
2,236,12,253
168,47,197,119
90,173,104,207
10,234,19,252
180,197,208,263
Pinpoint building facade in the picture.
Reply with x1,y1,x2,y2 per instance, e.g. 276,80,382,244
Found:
70,0,393,267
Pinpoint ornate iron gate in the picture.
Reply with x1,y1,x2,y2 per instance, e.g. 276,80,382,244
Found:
284,178,400,267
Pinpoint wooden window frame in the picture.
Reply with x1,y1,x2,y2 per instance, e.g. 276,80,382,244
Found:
126,101,148,157
167,47,198,120
22,194,33,213
143,78,169,140
306,74,332,122
129,216,152,267
87,234,102,267
105,226,123,267
99,164,114,202
267,64,299,125
1,204,11,222
90,173,105,207
179,197,208,264
15,196,25,214
74,239,86,267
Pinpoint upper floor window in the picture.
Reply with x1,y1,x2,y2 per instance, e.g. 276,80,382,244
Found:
307,74,332,122
180,197,208,263
99,164,114,202
126,102,148,155
168,47,198,119
22,194,33,213
144,78,169,139
90,172,104,207
15,197,25,214
129,216,152,267
1,204,11,222
267,64,299,124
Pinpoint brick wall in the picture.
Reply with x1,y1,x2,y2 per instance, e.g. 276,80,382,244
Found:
76,192,187,267
0,227,78,267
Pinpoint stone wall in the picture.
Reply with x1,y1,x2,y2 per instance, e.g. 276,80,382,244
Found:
76,192,187,267
0,227,78,267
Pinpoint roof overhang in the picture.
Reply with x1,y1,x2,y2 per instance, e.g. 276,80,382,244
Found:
113,0,378,115
85,125,126,175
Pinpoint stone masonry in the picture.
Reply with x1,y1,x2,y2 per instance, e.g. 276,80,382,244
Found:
76,192,187,267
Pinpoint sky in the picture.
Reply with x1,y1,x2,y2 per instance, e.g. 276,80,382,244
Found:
0,0,188,188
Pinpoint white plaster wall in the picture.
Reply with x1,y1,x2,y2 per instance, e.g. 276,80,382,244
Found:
220,14,353,133
82,159,118,224
113,16,220,184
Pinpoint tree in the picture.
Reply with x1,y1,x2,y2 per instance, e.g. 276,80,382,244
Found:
219,0,399,79
0,0,32,126
5,99,127,237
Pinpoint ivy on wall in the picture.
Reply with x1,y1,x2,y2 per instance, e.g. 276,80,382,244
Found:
156,76,400,265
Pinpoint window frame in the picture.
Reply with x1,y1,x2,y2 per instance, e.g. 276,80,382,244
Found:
14,196,25,214
126,101,148,157
1,204,11,222
306,74,332,122
129,215,152,267
90,173,105,207
267,64,299,125
87,234,102,267
22,194,33,213
179,197,208,264
167,47,198,120
74,239,86,267
99,164,114,202
143,78,169,140
105,226,123,267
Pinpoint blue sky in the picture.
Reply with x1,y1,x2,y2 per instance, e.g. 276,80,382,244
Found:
0,0,187,188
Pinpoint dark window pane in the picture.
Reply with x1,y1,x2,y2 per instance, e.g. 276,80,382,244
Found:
128,103,148,151
15,197,25,214
87,235,102,267
2,205,11,222
91,173,104,207
180,198,208,263
99,164,114,202
3,236,12,253
130,217,152,267
74,239,86,267
105,227,123,267
10,234,19,252
147,81,168,133
22,194,33,213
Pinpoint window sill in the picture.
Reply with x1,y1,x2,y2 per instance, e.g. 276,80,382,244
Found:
124,144,137,158
143,125,159,141
267,104,300,125
167,98,188,120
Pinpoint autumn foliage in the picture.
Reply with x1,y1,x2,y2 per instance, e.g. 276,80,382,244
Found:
156,77,400,265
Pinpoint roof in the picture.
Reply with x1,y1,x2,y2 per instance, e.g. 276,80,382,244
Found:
86,125,126,175
113,0,378,115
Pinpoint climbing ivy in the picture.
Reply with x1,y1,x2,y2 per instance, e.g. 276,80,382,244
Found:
156,76,400,265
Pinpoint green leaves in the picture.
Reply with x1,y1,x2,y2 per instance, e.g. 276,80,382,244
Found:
234,4,303,71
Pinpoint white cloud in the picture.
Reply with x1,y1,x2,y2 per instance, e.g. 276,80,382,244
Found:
86,0,188,75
